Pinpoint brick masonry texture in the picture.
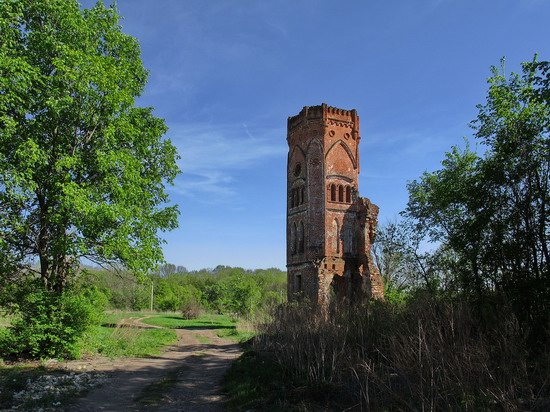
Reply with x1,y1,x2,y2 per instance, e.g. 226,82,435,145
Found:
286,104,384,306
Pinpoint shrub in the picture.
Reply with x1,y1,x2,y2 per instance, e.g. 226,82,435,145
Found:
180,295,202,320
2,286,105,360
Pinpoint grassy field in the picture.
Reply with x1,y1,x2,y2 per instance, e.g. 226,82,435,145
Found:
79,312,253,358
76,311,177,358
79,324,177,358
142,313,254,343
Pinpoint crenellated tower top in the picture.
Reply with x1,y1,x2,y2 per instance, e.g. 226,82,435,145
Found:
287,103,360,138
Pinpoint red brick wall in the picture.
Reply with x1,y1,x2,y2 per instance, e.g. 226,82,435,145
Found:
287,104,383,306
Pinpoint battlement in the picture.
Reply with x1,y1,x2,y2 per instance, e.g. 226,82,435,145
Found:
287,103,358,131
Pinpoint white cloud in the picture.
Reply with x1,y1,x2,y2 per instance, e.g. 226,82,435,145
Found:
167,122,286,201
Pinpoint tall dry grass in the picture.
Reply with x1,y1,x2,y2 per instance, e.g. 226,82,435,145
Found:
254,297,550,410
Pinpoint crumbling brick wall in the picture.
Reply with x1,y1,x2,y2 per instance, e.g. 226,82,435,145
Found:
286,104,384,307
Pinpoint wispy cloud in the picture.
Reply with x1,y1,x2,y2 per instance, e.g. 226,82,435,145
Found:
167,123,286,202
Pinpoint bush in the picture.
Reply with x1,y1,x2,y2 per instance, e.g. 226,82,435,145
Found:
180,295,202,320
2,286,105,360
0,327,14,358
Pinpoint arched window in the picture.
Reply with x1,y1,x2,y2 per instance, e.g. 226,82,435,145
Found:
298,221,305,253
300,187,305,205
330,184,336,202
338,185,344,202
346,186,351,203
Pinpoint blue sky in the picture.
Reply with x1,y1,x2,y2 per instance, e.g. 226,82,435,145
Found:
83,0,550,270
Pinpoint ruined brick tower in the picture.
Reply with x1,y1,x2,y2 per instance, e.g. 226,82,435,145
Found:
286,104,384,306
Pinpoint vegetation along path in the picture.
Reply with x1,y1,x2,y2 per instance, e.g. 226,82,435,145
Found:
65,316,242,411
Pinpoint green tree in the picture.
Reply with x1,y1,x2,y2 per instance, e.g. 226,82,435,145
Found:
0,0,179,294
218,273,262,316
154,275,202,313
404,57,550,330
372,221,458,302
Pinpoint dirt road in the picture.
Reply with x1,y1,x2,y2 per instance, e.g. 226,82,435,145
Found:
64,317,242,411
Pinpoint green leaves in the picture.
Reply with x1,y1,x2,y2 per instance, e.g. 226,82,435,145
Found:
404,56,550,331
0,0,180,294
2,284,106,359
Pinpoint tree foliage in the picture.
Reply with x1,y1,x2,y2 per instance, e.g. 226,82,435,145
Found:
1,282,106,359
373,221,455,301
404,57,550,331
0,0,179,294
89,265,287,317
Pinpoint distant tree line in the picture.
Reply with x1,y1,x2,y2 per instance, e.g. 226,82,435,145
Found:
87,265,287,317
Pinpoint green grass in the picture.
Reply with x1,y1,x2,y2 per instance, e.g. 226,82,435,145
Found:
102,311,154,325
79,323,177,358
217,325,254,343
4,311,251,360
142,314,254,343
141,313,235,329
82,312,254,358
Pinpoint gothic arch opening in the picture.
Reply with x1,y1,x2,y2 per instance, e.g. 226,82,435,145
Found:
325,140,357,172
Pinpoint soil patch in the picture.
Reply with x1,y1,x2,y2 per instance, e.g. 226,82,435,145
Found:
63,317,242,411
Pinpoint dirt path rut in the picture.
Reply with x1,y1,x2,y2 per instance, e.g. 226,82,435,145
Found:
64,318,241,411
